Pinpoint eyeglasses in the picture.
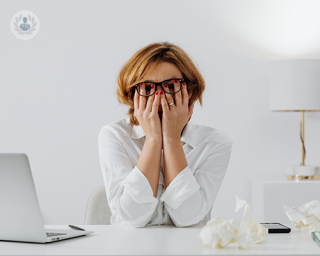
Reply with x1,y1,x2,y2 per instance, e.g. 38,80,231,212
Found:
133,78,185,97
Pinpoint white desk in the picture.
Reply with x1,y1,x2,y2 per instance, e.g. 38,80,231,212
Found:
0,225,319,255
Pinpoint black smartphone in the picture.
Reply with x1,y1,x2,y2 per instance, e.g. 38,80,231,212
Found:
260,223,291,233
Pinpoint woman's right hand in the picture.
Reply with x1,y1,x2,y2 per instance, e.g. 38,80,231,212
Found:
134,83,162,140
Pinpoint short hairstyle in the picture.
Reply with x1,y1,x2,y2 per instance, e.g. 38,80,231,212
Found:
116,41,205,126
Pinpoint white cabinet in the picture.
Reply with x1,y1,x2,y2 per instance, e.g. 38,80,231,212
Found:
251,178,320,223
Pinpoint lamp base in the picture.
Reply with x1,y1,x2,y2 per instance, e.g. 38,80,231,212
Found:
286,165,320,181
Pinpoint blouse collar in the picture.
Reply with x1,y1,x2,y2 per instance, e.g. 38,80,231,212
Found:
130,118,198,148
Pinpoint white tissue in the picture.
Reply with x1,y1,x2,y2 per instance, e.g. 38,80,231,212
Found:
198,217,242,248
284,200,320,232
199,195,268,249
235,195,268,244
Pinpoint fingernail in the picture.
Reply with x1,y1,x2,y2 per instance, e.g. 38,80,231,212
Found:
151,84,154,88
164,84,168,87
182,82,186,85
156,91,158,95
160,90,163,94
140,83,143,85
174,80,178,83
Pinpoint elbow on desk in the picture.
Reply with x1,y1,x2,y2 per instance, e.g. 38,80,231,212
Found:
127,217,200,228
171,213,201,228
171,216,202,228
116,189,156,228
118,207,153,228
167,194,207,228
120,212,202,228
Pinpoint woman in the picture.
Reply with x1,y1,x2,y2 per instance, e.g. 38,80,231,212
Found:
98,42,233,228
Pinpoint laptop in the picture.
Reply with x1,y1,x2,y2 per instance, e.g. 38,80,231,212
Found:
0,153,94,243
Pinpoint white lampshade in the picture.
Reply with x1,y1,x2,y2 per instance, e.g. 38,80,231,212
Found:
269,59,320,112
269,59,320,180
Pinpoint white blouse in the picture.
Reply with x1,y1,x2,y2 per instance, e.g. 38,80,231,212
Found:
98,117,232,228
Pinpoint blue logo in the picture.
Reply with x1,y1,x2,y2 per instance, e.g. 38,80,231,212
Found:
20,17,31,31
10,10,40,40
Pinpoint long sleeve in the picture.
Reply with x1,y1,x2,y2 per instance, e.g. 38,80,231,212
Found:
160,142,232,228
98,126,158,227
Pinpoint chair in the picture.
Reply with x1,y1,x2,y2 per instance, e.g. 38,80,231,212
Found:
84,185,111,225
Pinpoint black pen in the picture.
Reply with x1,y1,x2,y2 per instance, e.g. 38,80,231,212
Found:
68,225,86,231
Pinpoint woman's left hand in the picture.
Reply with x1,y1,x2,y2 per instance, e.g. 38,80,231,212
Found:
160,80,194,139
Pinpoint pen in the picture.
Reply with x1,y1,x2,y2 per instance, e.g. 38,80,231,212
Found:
312,232,320,247
68,225,86,231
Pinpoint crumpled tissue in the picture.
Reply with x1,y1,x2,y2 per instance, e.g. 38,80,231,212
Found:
284,200,320,232
199,195,268,249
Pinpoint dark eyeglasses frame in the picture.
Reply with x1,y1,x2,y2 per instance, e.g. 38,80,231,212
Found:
133,78,185,97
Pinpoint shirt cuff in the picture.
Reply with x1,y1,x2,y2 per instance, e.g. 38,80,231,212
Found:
121,166,159,207
160,166,200,209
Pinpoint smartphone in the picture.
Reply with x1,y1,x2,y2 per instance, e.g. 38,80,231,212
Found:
260,223,291,233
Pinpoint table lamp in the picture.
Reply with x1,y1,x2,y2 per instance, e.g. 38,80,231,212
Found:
269,59,320,181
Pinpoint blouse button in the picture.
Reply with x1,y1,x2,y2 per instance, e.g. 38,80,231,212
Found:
111,206,116,211
201,217,204,220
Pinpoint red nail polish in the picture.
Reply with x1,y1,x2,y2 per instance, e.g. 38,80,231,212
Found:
174,80,178,83
182,82,186,85
160,90,163,94
156,91,158,95
164,83,168,87
151,84,154,88
140,83,143,85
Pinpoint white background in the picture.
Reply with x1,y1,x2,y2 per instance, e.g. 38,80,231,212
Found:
1,0,320,225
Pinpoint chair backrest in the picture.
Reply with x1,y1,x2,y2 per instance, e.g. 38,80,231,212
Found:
84,185,111,225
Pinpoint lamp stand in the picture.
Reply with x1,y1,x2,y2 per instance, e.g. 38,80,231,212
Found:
301,110,305,166
287,111,320,181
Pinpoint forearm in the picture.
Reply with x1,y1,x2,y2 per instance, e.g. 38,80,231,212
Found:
163,136,188,189
136,137,162,197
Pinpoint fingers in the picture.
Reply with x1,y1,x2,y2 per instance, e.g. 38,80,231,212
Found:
145,84,155,113
139,83,147,110
164,89,175,108
151,90,161,115
173,79,182,106
160,90,170,116
181,81,188,107
134,86,139,111
151,91,160,115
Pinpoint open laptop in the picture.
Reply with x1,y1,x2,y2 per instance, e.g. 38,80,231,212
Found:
0,153,94,243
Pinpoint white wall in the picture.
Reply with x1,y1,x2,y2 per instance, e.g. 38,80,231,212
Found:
1,0,320,224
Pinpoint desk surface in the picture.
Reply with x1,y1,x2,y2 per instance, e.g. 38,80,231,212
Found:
0,225,319,256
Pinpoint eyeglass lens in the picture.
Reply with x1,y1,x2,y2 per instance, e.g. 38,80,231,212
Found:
137,79,181,96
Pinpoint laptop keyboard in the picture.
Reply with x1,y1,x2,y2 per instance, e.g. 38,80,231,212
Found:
46,232,67,237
